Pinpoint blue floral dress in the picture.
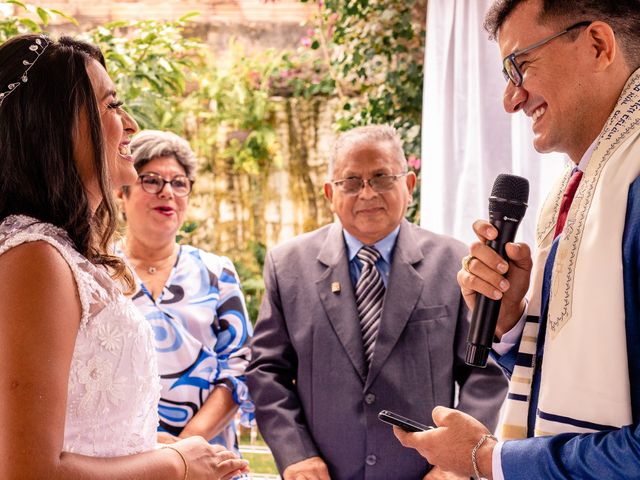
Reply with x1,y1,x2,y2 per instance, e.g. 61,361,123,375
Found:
120,244,254,453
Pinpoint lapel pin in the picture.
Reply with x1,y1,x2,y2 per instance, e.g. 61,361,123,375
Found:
331,281,341,294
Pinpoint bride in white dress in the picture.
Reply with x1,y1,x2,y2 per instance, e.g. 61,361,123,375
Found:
0,34,249,479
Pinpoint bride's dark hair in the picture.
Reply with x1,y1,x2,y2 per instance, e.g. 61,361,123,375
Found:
0,34,133,289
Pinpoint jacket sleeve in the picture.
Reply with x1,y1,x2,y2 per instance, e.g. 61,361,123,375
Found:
244,249,320,473
500,423,640,479
452,294,509,432
492,341,520,379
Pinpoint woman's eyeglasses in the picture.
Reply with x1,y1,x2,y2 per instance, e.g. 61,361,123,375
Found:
138,172,193,197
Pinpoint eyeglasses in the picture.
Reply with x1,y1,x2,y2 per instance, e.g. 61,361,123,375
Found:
332,173,408,195
502,21,591,87
138,172,193,197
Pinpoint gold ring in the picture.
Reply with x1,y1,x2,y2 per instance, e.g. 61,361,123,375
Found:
462,255,473,273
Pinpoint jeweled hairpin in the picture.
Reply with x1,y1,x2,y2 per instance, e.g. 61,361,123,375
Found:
0,35,51,107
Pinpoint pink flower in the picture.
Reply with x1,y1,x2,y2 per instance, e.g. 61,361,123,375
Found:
247,70,261,88
408,155,421,170
301,37,312,48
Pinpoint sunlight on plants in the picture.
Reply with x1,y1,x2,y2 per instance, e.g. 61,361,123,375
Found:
0,0,426,319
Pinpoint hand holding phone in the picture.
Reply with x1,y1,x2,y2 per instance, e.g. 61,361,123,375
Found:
377,410,434,432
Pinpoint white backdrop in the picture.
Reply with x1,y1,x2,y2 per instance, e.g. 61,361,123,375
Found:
420,0,567,246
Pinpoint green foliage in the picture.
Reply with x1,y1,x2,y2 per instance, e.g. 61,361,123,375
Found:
238,427,278,474
0,3,200,132
299,0,426,222
0,0,76,42
176,220,199,244
200,40,281,176
270,50,335,99
86,15,204,131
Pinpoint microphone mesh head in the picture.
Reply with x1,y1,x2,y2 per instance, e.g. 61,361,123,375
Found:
489,174,529,220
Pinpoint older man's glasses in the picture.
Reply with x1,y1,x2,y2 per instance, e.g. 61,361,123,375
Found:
332,173,408,195
138,172,193,197
502,21,591,87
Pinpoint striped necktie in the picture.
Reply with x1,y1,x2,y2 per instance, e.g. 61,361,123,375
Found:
355,246,386,367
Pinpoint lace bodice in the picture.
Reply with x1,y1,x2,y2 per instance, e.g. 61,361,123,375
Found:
0,215,160,456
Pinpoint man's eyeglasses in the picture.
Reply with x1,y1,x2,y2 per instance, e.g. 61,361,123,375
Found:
502,21,591,87
138,172,193,197
332,173,408,195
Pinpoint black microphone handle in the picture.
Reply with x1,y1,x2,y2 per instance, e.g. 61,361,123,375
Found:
465,217,521,367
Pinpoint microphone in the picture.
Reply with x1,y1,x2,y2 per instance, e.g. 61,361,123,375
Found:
465,174,529,367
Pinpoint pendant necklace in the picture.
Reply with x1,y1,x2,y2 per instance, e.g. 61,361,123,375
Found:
145,249,176,274
129,244,178,276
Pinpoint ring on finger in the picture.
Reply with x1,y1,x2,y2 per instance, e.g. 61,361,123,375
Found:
462,255,474,273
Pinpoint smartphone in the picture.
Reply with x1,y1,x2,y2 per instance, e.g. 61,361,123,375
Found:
378,410,434,432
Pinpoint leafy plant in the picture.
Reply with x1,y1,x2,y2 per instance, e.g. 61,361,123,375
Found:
299,0,425,222
201,39,281,176
269,48,335,99
86,15,205,131
0,0,76,42
176,220,199,244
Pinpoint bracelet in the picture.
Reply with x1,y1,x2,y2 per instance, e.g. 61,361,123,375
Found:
163,445,189,480
471,433,497,480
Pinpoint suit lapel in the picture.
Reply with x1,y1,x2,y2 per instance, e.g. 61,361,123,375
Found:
366,220,424,389
316,223,368,383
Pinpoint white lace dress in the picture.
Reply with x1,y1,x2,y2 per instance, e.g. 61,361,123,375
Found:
0,215,161,456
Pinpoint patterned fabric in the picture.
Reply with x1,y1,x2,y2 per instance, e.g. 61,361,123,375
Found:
501,67,640,440
355,246,385,366
0,215,161,456
119,244,254,454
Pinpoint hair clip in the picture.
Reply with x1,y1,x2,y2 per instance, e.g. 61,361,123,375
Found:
0,35,51,107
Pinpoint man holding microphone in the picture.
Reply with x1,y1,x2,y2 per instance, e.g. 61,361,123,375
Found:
395,0,640,478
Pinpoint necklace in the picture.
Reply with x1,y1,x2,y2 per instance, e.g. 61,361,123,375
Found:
127,244,179,276
145,249,177,274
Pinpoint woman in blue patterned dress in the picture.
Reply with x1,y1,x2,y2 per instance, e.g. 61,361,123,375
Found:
116,130,253,454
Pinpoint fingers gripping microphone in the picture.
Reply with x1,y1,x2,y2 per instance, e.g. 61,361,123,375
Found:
465,174,529,367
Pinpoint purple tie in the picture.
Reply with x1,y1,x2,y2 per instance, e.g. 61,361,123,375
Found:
355,246,385,367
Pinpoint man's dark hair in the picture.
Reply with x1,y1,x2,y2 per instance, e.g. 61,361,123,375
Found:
0,34,131,284
484,0,640,68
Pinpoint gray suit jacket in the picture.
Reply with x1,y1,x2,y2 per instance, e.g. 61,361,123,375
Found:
246,220,507,480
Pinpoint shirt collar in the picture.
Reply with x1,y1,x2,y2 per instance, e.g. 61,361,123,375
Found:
343,226,400,264
576,138,598,172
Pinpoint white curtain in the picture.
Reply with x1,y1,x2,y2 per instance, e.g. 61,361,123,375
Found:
420,0,567,245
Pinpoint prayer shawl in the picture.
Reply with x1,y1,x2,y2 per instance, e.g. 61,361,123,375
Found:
501,68,640,440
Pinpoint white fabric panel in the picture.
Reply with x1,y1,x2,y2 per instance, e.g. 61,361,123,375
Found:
420,0,567,246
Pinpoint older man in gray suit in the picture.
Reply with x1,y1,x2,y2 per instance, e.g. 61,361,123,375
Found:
246,125,507,480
